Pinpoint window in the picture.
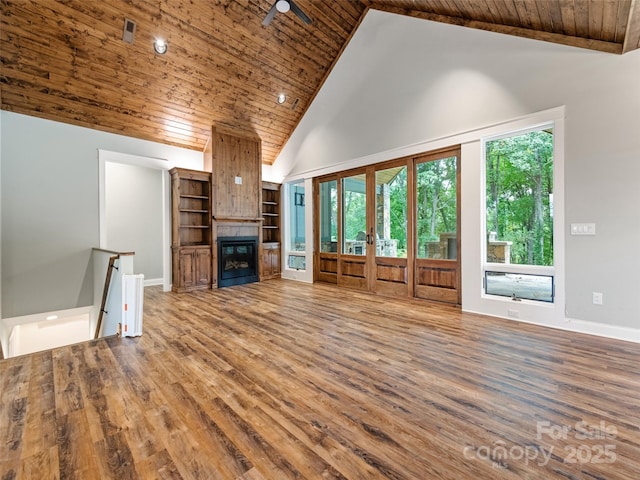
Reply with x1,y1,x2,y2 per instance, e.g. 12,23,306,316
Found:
484,271,554,303
288,181,305,252
286,181,306,270
319,179,338,253
484,126,555,301
287,254,306,270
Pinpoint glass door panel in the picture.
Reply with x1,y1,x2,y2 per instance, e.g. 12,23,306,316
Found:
375,166,407,258
319,180,338,253
373,164,409,297
337,171,370,290
416,156,457,259
342,174,367,256
415,150,460,304
317,178,338,283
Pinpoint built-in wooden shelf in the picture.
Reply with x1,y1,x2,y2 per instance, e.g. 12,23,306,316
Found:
181,194,209,200
170,168,213,292
261,182,281,280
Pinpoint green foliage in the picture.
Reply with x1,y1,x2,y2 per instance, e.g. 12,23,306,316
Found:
342,177,367,240
416,157,457,257
387,168,408,251
486,129,554,266
319,180,337,243
341,169,409,256
321,129,553,266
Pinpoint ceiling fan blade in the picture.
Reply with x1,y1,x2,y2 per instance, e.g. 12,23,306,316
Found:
289,0,312,25
262,2,278,26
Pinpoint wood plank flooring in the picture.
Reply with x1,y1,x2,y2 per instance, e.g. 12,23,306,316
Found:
1,280,639,479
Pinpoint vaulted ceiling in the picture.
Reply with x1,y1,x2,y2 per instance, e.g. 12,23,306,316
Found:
2,1,639,165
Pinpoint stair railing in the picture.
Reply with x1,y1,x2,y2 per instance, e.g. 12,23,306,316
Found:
92,248,135,339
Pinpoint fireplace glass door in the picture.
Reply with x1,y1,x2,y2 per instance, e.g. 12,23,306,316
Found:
218,237,259,287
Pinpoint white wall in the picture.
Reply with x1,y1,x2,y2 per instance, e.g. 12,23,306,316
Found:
276,10,640,338
11,317,88,357
105,162,163,283
0,111,202,318
4,306,92,358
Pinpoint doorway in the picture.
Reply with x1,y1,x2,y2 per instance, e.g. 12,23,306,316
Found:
314,147,461,304
98,150,171,291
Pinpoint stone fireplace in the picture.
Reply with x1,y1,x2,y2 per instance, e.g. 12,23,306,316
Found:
217,236,259,287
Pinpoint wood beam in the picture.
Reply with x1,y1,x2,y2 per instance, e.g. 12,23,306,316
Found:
370,5,625,54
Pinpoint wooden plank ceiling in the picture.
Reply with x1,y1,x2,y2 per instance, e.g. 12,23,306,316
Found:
2,1,639,165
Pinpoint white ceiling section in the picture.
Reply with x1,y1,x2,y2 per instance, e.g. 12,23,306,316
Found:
273,10,640,179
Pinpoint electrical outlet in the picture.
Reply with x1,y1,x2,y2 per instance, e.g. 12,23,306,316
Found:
592,292,603,305
508,309,520,319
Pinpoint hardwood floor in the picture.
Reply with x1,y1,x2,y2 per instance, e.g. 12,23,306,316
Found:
1,280,639,479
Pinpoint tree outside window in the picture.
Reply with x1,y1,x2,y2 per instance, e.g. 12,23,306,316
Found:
486,128,554,267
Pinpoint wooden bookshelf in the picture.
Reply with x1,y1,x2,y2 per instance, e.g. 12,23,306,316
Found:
170,168,212,292
261,182,281,279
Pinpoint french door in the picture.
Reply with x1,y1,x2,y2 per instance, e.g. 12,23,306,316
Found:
314,147,460,304
413,148,461,304
338,169,370,290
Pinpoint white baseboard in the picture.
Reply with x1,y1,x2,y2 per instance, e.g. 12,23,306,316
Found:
280,273,314,284
464,308,640,344
561,317,640,343
144,277,163,287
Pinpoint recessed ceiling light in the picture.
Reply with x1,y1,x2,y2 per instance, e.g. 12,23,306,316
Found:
277,93,287,104
153,39,167,55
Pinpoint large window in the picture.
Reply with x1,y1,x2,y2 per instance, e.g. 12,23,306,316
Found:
288,181,305,252
287,181,306,270
484,126,555,302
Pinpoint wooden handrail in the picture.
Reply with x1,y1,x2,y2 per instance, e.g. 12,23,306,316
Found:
92,248,135,256
94,255,119,339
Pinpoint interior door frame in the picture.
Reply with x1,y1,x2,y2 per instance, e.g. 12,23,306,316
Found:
98,149,171,291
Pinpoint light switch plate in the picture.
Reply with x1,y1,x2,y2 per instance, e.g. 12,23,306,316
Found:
234,176,242,185
571,223,596,235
